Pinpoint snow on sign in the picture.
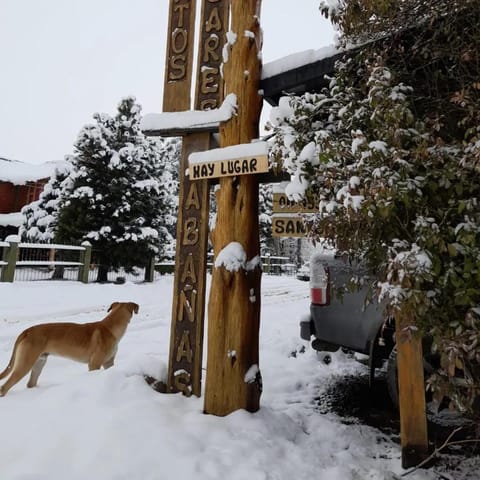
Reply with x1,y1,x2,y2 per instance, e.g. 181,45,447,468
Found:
188,141,269,180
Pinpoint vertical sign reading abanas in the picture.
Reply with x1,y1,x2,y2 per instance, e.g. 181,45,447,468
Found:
165,0,230,397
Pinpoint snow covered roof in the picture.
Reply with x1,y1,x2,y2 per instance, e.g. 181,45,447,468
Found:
0,157,59,185
260,44,346,106
0,212,23,228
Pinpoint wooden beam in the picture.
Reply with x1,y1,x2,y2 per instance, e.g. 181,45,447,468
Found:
395,313,429,468
143,124,219,138
204,0,263,416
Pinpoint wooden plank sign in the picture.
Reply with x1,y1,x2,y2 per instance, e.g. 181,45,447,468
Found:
272,214,308,237
163,0,197,112
188,141,269,180
272,192,318,214
164,0,231,398
195,0,229,110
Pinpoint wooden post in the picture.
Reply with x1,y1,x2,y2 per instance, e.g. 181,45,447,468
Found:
395,313,429,468
78,243,92,284
1,241,18,283
165,0,230,397
204,0,263,416
144,256,155,283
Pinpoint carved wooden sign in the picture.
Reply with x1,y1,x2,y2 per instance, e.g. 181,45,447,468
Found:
167,133,211,396
163,0,197,112
272,192,318,214
195,0,229,110
272,214,308,237
165,0,230,397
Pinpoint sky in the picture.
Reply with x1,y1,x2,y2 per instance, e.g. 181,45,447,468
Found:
0,1,335,165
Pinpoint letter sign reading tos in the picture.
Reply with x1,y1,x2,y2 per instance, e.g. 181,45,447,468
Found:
188,141,269,180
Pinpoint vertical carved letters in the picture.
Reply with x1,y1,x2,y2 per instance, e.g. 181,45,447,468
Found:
176,330,193,362
204,35,220,62
174,371,192,396
181,254,197,283
201,67,219,94
206,8,222,32
183,217,199,245
166,1,230,398
165,0,195,87
180,288,197,322
195,0,228,111
185,183,201,210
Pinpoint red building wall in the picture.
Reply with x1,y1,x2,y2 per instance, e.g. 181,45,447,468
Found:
0,180,47,214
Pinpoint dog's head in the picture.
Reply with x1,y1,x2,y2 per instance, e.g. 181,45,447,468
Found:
108,302,139,315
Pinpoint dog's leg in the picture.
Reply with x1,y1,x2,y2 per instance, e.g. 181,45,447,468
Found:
0,344,41,396
102,356,115,369
87,329,105,371
27,353,49,388
102,345,117,369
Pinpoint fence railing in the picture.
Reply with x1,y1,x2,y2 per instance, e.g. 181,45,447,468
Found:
0,240,92,283
0,241,298,283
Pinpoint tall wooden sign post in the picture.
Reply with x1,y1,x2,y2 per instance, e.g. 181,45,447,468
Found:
163,0,229,397
204,0,264,416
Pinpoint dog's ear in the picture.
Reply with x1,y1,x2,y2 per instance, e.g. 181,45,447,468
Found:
129,302,139,314
108,302,119,312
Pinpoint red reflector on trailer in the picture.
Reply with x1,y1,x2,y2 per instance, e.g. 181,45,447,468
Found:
309,256,330,305
311,287,328,305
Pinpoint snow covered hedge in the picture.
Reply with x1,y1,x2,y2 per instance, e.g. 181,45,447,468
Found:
268,0,480,413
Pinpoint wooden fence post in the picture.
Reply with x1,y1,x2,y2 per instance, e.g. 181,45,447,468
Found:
78,243,92,284
1,241,19,283
396,312,429,468
144,256,155,283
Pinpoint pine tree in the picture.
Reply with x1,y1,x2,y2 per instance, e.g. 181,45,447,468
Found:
258,183,273,255
56,97,178,282
20,162,72,242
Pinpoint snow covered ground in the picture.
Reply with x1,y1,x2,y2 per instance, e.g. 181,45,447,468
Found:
0,275,474,480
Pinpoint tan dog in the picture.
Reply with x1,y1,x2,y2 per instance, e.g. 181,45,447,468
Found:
0,301,139,397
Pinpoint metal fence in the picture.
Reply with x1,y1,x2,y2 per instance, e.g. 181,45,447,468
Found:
0,241,297,284
1,241,91,283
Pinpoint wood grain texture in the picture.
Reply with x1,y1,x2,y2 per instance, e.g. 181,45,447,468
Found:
204,0,263,416
395,313,429,468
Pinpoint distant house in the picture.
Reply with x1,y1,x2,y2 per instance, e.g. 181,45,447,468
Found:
0,157,59,239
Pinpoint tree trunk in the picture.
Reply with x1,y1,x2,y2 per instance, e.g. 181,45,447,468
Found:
96,264,109,283
204,0,263,416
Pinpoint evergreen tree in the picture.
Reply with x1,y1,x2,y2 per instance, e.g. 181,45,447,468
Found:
56,97,178,282
20,162,72,242
259,183,273,255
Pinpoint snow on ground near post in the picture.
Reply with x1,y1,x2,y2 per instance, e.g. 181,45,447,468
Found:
0,276,440,480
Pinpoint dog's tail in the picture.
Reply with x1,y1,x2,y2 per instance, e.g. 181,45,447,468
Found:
0,333,23,380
